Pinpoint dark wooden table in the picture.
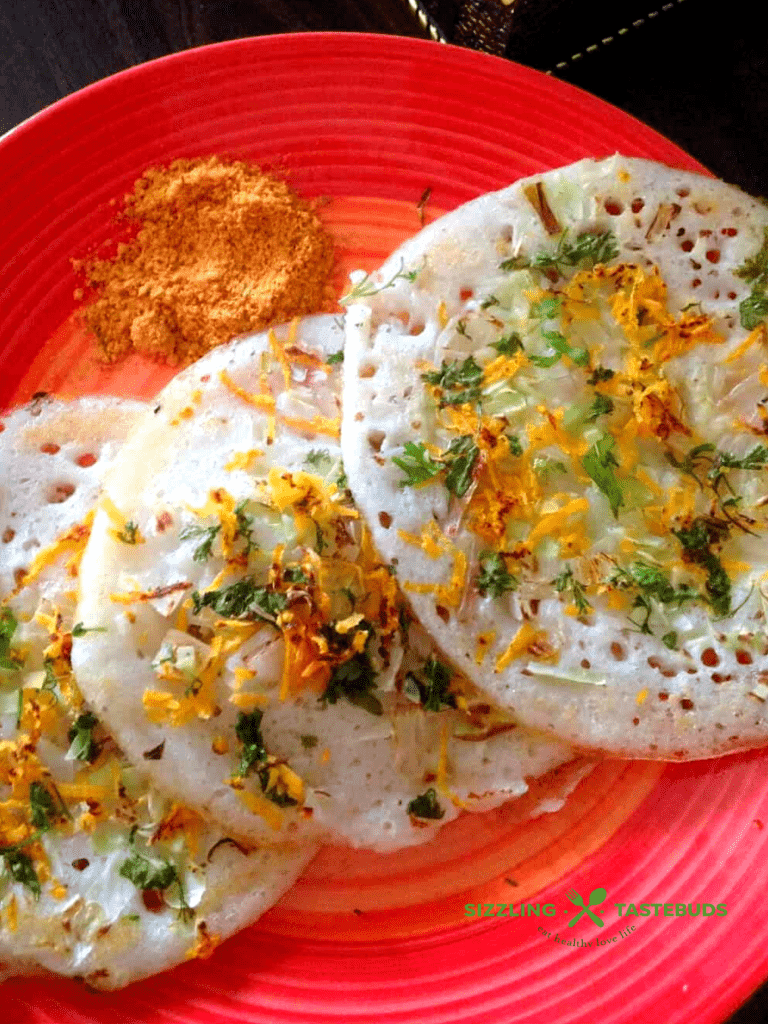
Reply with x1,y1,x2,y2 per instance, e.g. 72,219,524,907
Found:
1,0,766,194
1,1,766,1021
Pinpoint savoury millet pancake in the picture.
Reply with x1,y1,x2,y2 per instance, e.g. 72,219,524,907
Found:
72,317,580,852
341,156,768,760
0,398,316,989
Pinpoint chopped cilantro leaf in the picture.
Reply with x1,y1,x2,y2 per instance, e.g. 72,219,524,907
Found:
321,634,383,717
233,499,258,554
305,449,332,468
667,443,768,521
191,578,287,621
419,657,457,712
499,254,531,272
529,330,588,368
393,442,443,488
552,566,593,615
326,350,344,365
708,445,768,519
587,366,615,385
492,332,524,356
673,518,717,551
393,436,479,499
41,658,61,697
582,433,624,517
283,566,309,585
529,296,563,320
233,710,298,806
66,711,100,763
661,631,679,650
610,561,701,633
1,606,18,644
477,552,519,599
735,227,768,288
0,849,41,899
532,456,567,480
626,562,700,608
714,444,768,474
234,709,268,777
735,229,768,329
180,522,221,562
665,442,717,486
673,517,732,618
532,230,620,275
315,522,326,555
71,622,106,638
421,356,483,407
547,330,588,366
0,607,20,672
119,853,178,893
671,444,768,483
585,393,615,422
506,434,523,457
739,292,768,330
341,260,415,304
527,351,560,369
116,520,140,544
29,781,63,831
407,788,444,820
443,435,480,498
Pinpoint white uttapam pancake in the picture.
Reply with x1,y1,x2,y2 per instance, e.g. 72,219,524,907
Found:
72,317,579,853
0,395,146,596
0,398,316,989
341,155,768,761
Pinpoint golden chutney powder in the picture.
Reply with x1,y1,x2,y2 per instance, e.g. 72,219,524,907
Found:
74,156,336,365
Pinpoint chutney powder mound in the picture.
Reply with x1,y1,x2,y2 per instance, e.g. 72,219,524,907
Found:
74,155,336,365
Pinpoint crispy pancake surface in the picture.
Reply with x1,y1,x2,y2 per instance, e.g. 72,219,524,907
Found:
0,398,316,989
72,317,577,853
0,396,145,596
341,156,768,760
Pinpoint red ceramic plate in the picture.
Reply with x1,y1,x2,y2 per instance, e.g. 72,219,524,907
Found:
1,33,766,1024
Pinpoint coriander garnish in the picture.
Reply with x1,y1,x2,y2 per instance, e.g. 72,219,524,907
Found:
476,552,519,599
582,433,624,517
407,789,444,820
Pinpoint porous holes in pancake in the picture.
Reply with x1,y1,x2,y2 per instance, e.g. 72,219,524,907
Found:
46,482,76,504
